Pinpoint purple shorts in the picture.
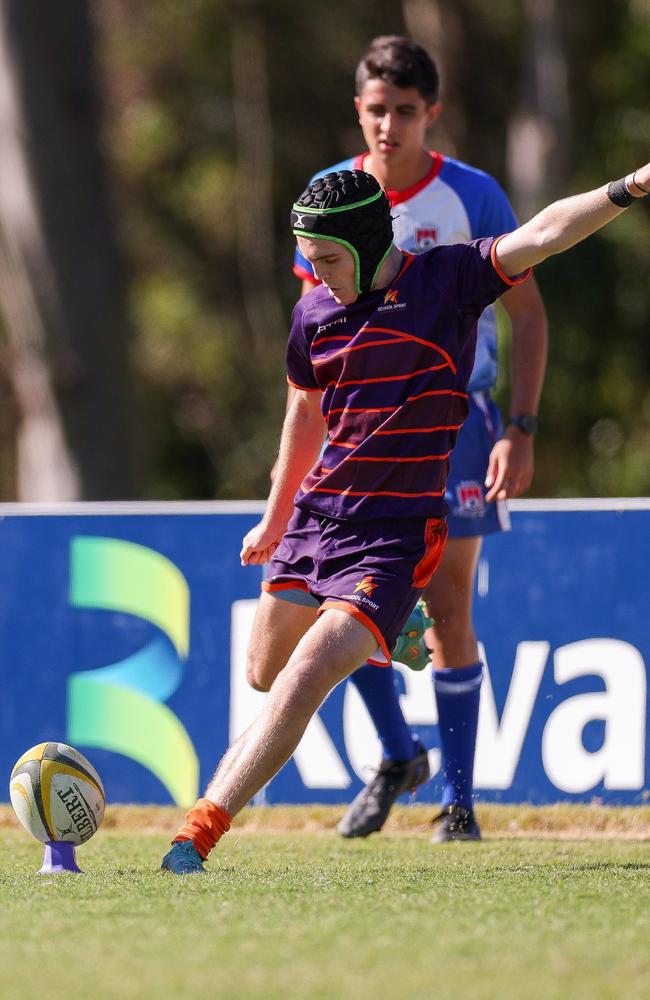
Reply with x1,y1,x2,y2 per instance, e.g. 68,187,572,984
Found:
263,507,447,665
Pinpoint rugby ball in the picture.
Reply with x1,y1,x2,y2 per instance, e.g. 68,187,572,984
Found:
9,742,105,845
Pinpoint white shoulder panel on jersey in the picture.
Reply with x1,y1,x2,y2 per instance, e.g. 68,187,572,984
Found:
391,178,472,253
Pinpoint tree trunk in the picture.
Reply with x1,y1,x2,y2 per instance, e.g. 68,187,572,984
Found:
230,0,286,357
402,0,464,157
506,0,571,221
0,0,133,500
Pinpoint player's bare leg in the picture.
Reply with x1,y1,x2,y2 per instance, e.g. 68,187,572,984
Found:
423,536,484,841
424,536,482,666
207,608,374,816
245,590,317,691
162,609,375,871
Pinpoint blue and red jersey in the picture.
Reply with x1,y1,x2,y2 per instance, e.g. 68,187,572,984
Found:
287,237,528,523
293,152,518,393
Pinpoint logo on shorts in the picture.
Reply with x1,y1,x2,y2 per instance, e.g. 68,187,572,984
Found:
415,227,438,250
383,289,399,305
354,576,378,596
455,481,485,517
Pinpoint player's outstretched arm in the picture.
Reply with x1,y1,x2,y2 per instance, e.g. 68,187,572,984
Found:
495,165,650,278
241,388,325,565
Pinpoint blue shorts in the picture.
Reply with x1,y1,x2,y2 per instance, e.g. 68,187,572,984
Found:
445,391,510,538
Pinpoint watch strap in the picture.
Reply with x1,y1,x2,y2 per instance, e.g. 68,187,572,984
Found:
508,414,539,436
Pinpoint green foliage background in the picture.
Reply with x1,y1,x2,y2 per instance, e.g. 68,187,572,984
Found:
96,0,650,500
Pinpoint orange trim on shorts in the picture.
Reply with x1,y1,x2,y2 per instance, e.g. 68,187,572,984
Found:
412,518,448,589
318,599,392,665
302,484,445,498
262,580,310,594
490,235,533,286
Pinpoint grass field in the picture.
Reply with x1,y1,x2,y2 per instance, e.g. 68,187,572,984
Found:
1,805,649,1000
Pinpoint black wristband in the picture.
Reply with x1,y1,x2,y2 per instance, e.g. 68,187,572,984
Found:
607,177,635,208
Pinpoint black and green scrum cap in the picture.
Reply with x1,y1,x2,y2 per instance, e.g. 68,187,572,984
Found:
291,170,393,294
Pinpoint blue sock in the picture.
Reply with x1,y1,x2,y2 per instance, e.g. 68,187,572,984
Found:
433,661,483,811
350,663,418,761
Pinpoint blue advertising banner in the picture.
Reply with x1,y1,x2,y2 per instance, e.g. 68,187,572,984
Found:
0,500,648,807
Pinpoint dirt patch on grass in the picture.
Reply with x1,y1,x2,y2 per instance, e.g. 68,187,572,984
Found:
2,803,649,840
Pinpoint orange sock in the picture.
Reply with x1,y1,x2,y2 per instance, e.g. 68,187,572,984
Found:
174,798,232,859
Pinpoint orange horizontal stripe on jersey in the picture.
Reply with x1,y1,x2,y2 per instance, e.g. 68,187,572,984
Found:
325,363,449,390
327,404,397,417
362,328,457,374
304,485,446,498
405,389,468,403
314,327,456,372
327,389,467,417
373,423,463,435
312,333,412,365
328,439,357,449
312,334,354,347
341,451,452,463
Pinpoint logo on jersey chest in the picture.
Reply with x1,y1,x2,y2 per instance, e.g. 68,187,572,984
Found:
316,316,346,335
378,288,406,313
415,226,439,250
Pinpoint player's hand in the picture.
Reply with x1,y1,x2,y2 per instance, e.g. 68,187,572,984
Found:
484,427,534,502
240,521,283,566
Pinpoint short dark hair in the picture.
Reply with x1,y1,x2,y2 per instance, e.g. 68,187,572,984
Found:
355,35,439,105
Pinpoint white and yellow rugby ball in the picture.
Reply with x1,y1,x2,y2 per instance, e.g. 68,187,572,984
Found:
9,742,105,845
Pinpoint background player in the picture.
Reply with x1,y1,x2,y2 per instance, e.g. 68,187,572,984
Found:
292,36,548,842
162,162,650,873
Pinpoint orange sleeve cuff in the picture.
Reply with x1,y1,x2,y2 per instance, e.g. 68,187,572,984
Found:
490,235,532,286
287,376,321,392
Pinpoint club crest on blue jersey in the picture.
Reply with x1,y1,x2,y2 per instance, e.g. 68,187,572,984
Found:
455,481,485,517
415,226,438,250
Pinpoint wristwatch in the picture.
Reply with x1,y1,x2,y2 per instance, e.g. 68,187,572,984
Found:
508,413,539,436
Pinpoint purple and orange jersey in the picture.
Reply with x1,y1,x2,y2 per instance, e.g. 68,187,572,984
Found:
287,237,529,523
293,152,519,394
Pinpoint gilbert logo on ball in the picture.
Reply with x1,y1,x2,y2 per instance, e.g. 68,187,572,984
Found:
9,742,105,846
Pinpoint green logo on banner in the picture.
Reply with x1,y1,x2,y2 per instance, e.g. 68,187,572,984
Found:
66,537,199,807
